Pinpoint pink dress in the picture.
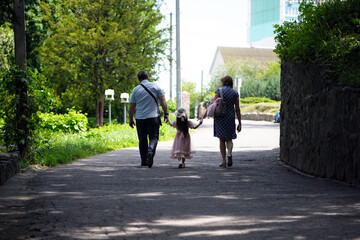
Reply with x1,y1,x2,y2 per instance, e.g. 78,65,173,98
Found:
170,120,196,159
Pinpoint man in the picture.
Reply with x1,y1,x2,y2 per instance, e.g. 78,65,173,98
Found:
129,70,170,168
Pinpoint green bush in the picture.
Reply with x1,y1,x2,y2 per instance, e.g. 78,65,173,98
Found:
274,0,360,86
38,109,88,133
264,75,281,100
240,97,278,104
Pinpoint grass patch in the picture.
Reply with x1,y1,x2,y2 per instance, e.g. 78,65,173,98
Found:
240,97,280,114
35,123,177,167
240,97,279,104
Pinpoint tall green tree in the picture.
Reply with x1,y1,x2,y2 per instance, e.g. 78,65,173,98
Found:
207,60,281,100
38,0,168,126
207,59,267,93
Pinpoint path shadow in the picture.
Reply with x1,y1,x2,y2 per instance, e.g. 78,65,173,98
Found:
2,147,360,239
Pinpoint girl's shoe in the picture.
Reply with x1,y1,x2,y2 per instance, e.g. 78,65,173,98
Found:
178,163,183,168
227,155,233,167
219,163,226,167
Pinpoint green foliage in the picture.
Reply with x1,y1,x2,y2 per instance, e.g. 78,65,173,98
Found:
240,102,280,114
38,109,88,133
167,99,177,114
274,0,360,86
241,79,267,99
0,23,14,73
38,0,168,121
208,59,267,93
0,1,12,26
241,75,281,101
0,66,39,162
35,123,176,167
240,97,280,114
206,60,281,101
240,97,278,104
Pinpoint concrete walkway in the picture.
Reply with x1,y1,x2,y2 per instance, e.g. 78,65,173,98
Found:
1,120,360,239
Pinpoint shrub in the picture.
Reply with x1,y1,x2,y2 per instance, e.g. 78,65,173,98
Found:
240,97,278,104
38,109,88,133
274,0,360,86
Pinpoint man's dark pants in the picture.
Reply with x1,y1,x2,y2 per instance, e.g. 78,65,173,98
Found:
135,117,160,165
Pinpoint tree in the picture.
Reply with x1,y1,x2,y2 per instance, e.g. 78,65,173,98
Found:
38,0,168,126
207,59,281,100
207,59,266,93
0,0,39,162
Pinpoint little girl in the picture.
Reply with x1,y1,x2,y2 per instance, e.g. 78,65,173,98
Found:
169,107,202,168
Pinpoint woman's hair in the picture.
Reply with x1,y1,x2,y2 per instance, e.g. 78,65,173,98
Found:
221,75,233,88
175,107,189,137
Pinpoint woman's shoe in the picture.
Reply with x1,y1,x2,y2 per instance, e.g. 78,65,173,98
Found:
219,163,226,167
178,163,183,168
227,156,233,167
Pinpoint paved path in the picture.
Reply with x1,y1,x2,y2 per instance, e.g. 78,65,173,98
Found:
1,120,360,240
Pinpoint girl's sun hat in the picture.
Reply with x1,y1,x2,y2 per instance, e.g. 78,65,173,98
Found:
175,107,187,121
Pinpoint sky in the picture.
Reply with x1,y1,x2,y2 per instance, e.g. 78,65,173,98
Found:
157,0,250,99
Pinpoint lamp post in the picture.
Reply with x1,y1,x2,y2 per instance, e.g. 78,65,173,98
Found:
120,93,129,124
105,89,115,125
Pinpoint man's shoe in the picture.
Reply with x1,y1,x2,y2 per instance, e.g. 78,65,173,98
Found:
147,152,153,168
141,163,148,167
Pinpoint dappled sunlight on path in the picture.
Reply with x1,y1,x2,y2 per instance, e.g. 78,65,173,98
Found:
1,120,359,239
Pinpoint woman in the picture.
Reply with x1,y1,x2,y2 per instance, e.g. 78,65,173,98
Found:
201,75,242,167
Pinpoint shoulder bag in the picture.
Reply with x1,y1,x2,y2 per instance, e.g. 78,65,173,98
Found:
140,84,162,125
214,88,227,117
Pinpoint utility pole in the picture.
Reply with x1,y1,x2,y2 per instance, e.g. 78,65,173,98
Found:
169,12,173,99
201,70,203,101
176,0,181,108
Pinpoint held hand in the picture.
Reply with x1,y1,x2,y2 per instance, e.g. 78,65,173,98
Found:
164,115,170,124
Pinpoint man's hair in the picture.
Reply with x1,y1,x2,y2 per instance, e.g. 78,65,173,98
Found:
137,71,149,81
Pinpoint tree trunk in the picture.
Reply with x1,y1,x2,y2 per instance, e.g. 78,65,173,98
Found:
14,0,26,69
96,99,100,127
13,0,28,160
99,91,104,127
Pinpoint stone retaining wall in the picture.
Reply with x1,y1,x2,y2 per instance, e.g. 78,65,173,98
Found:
0,153,20,185
280,60,360,185
241,113,276,122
